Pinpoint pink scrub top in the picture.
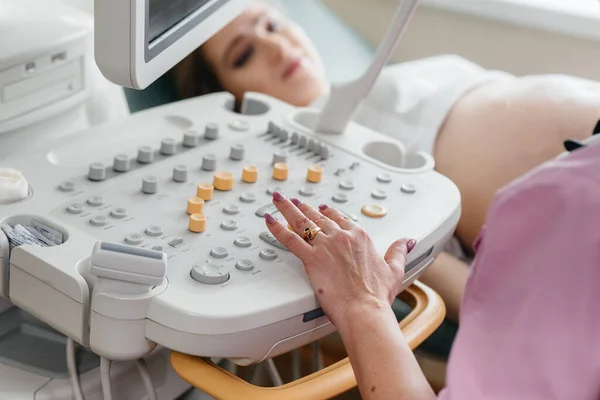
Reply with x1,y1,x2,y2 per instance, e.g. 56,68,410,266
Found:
438,141,600,399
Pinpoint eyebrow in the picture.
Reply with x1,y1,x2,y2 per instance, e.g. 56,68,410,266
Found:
220,13,263,66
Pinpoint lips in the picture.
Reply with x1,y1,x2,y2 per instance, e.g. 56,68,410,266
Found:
283,57,303,80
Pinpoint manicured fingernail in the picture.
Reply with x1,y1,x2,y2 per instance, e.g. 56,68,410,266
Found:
407,239,417,253
264,213,277,224
273,191,285,202
290,198,302,207
319,204,329,211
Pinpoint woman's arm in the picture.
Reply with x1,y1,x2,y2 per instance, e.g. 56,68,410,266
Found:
336,305,436,400
263,192,436,399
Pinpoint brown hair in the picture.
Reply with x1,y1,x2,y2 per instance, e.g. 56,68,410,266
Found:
172,47,224,100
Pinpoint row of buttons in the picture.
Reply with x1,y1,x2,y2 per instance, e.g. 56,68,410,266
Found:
87,127,220,182
267,122,331,160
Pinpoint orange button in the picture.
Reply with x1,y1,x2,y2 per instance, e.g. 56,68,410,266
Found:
361,204,387,218
272,162,289,181
213,171,234,191
307,165,323,183
242,165,258,183
187,197,204,215
197,183,214,200
188,214,206,233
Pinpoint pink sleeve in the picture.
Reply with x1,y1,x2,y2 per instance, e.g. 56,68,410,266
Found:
438,155,600,399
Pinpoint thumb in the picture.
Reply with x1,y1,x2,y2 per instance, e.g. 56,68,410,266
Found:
384,238,417,271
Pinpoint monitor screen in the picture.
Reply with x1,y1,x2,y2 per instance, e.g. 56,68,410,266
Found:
145,0,230,62
148,0,213,43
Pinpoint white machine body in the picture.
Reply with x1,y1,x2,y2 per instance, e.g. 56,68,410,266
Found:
0,91,461,366
0,0,92,158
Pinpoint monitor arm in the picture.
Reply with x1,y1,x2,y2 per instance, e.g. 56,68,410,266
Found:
313,0,420,134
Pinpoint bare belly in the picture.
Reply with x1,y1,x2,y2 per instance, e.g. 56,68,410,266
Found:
433,74,600,253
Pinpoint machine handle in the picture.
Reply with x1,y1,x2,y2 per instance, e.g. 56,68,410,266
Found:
170,281,446,400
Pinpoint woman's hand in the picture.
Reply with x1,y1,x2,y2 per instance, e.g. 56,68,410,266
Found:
264,191,416,326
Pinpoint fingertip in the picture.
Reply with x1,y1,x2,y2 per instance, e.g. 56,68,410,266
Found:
407,239,417,253
290,198,301,207
264,213,277,224
318,204,329,211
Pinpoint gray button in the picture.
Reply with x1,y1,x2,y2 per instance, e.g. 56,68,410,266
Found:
204,123,219,140
229,120,249,131
279,130,289,142
340,209,358,222
320,146,330,160
183,131,199,148
259,231,289,251
210,247,229,258
307,139,317,152
223,204,241,215
332,193,348,203
142,177,158,194
291,132,299,145
66,203,84,214
266,187,281,195
229,144,245,161
58,181,75,192
160,138,177,155
256,203,277,217
90,215,108,227
236,259,255,272
314,143,323,156
272,126,281,139
201,154,217,171
137,146,154,164
113,154,130,172
240,193,256,203
145,225,163,236
234,236,252,248
125,233,144,245
191,263,230,285
267,121,277,134
152,245,164,252
168,237,184,248
349,162,360,170
334,169,345,176
339,180,355,190
172,165,188,182
110,208,127,218
272,151,287,165
299,187,316,197
372,189,387,200
377,173,392,183
87,196,105,206
259,248,278,260
220,220,238,231
401,184,416,194
298,136,307,148
88,163,106,181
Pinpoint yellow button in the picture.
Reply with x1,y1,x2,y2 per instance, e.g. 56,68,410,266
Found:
213,171,234,191
272,162,289,181
307,165,323,183
242,165,258,183
188,214,206,233
187,197,205,215
197,183,214,201
361,204,387,218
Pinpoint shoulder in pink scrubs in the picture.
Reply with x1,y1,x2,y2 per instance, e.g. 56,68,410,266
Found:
438,140,600,399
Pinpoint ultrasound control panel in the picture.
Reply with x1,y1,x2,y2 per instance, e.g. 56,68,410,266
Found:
0,92,460,365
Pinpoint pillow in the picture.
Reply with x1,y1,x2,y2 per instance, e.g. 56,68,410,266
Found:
124,0,375,112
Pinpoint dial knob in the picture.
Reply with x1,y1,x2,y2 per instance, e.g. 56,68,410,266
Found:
229,144,245,161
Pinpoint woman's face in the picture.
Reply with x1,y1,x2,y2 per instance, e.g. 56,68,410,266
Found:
201,2,327,107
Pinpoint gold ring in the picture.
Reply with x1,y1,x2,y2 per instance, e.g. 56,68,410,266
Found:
303,226,322,242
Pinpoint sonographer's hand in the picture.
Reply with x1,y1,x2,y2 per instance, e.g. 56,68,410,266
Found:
264,191,416,326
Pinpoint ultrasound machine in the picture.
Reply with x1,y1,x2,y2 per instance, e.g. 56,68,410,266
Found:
0,0,461,398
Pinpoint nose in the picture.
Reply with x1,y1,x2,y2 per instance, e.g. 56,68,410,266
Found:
259,35,288,65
